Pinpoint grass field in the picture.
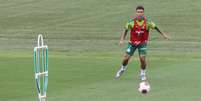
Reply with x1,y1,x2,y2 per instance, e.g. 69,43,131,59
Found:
0,0,201,101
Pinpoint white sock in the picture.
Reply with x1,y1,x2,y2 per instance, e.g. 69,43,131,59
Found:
140,69,146,76
121,65,126,70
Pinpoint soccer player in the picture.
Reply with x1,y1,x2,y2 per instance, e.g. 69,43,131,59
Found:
115,5,170,81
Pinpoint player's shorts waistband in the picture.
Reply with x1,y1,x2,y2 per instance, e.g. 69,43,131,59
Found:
129,42,147,46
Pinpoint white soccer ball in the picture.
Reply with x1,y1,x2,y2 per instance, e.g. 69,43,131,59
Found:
138,81,151,94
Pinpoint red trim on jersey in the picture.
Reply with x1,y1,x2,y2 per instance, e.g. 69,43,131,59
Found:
130,17,149,45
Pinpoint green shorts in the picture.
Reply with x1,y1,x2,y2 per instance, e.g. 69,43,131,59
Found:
125,43,147,56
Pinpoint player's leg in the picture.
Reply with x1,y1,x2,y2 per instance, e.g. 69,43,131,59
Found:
138,43,147,81
115,53,131,78
115,43,136,78
139,55,147,81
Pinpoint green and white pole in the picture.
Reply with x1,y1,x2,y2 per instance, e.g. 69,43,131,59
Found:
34,34,48,101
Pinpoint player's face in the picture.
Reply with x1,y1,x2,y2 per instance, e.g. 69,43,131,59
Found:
136,9,144,20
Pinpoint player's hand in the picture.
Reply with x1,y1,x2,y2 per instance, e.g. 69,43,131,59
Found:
119,40,124,47
163,32,171,40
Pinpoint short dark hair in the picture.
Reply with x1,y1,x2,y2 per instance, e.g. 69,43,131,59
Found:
136,5,144,11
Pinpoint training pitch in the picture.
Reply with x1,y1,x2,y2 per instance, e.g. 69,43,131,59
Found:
0,0,201,101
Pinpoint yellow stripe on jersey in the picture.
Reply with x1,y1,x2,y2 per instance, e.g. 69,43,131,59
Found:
124,19,134,30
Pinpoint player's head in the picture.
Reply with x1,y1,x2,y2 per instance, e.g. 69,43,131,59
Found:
136,5,144,20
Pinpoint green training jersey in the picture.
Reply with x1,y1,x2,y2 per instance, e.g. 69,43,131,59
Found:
124,16,156,31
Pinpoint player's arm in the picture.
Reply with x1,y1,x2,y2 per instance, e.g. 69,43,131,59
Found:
119,19,132,46
119,29,128,46
149,21,170,40
155,27,170,40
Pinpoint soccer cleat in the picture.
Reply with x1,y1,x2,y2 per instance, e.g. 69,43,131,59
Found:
115,67,126,79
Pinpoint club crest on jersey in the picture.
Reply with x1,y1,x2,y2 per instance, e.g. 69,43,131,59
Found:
135,30,144,36
141,25,145,29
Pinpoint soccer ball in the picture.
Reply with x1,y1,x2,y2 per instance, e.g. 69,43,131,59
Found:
138,81,151,94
